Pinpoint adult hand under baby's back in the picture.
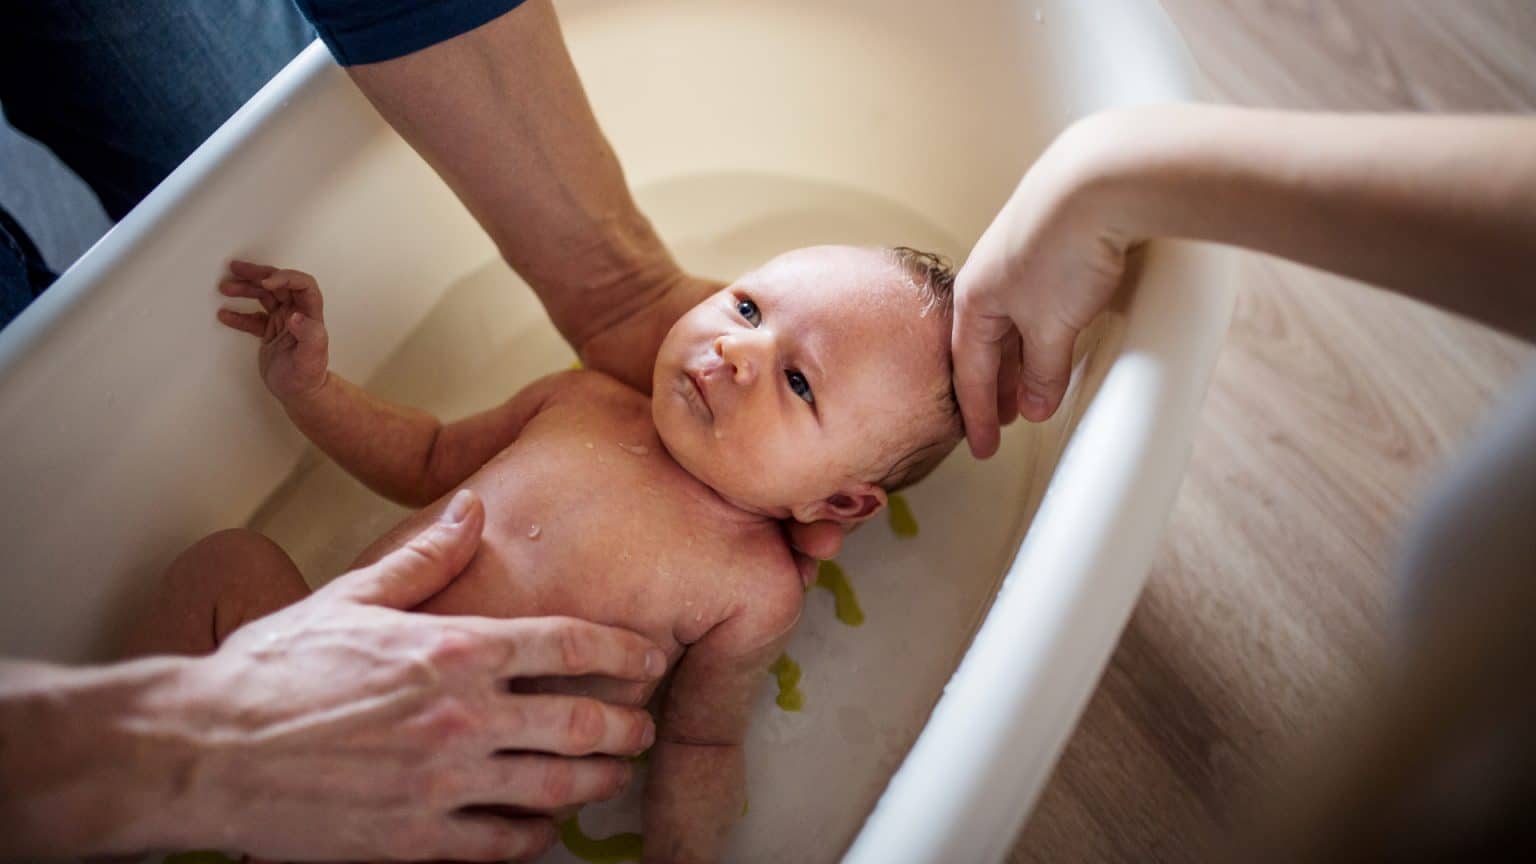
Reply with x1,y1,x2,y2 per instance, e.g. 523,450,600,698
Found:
0,491,666,862
187,491,665,861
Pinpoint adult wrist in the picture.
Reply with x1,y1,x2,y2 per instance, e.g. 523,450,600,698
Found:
548,233,686,352
0,657,209,856
1049,107,1174,249
1069,104,1260,251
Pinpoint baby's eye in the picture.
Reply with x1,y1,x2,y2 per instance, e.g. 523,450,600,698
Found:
785,370,814,405
736,297,761,327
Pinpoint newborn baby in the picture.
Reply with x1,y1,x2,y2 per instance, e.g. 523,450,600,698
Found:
147,245,962,862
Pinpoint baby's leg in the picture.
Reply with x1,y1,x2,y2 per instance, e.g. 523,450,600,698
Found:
123,529,310,657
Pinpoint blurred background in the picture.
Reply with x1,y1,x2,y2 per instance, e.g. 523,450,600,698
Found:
2,1,1532,861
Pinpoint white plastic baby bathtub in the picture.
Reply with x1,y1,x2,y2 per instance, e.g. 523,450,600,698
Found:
0,1,1232,861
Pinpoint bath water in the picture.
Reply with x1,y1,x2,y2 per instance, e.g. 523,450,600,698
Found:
247,173,1044,863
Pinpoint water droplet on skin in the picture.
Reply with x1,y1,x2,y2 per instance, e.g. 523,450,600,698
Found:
528,524,541,540
619,442,649,456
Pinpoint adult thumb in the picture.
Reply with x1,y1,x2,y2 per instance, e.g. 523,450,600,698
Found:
327,489,485,609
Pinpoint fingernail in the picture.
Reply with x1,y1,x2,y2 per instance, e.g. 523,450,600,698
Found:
640,720,656,749
1023,391,1047,412
441,490,473,524
645,649,667,677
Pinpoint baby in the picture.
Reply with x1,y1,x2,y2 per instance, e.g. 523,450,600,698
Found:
147,244,962,862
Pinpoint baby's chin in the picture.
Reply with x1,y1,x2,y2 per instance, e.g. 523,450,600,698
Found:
649,397,798,517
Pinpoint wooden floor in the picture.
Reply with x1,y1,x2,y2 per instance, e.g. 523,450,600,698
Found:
1010,2,1536,861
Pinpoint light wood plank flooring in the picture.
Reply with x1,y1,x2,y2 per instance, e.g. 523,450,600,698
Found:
1010,2,1536,861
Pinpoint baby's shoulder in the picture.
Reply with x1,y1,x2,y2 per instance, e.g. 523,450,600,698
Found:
538,367,647,410
725,531,808,636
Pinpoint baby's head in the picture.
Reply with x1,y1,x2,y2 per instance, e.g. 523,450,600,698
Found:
652,244,963,526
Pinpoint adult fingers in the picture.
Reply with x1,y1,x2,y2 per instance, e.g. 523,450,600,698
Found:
490,694,654,758
951,300,1010,459
995,330,1023,428
456,754,631,809
327,490,484,609
787,518,844,563
496,617,667,682
1017,322,1078,422
217,308,267,336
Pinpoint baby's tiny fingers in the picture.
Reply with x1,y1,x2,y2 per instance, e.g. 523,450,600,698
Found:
286,312,327,344
260,273,292,306
217,308,268,336
219,280,277,313
267,269,323,318
228,260,277,280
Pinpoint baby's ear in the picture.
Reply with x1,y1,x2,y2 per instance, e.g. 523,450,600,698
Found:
792,482,887,526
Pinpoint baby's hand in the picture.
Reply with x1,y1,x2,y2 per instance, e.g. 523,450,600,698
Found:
217,261,329,403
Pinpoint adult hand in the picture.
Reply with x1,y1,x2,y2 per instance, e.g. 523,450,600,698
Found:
952,114,1136,457
174,490,663,861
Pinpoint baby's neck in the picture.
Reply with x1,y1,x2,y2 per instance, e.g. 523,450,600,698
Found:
678,465,787,531
651,434,788,532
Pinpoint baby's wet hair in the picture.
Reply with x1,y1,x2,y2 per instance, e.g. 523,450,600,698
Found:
873,246,965,492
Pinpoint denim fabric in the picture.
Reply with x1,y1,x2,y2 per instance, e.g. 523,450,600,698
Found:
296,0,527,66
0,209,54,325
1,1,313,222
0,0,312,328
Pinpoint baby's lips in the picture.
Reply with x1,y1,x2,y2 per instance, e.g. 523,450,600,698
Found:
685,368,715,417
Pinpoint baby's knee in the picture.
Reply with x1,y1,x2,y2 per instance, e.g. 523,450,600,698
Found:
168,527,282,581
131,529,306,656
161,528,305,607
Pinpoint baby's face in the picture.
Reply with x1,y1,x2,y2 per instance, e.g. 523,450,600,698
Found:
652,245,950,518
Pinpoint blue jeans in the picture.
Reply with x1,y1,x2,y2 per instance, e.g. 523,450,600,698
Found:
0,0,312,327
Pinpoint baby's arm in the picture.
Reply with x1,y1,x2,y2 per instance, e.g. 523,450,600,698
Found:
643,574,804,864
218,261,568,507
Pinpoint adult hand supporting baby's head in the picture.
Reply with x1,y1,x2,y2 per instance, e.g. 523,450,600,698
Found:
176,490,666,862
786,518,846,583
578,273,724,393
952,112,1138,458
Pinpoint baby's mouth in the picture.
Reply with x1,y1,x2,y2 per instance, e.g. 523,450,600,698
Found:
684,370,715,422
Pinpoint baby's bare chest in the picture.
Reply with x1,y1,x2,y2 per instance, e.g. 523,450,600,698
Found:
408,399,787,655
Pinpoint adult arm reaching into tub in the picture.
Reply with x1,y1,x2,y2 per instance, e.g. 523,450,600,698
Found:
953,105,1536,457
294,0,844,564
0,490,664,861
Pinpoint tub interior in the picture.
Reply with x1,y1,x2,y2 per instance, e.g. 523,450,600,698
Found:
0,1,1198,860
246,168,1123,862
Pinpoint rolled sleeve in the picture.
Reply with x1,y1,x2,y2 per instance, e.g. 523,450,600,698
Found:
292,0,530,66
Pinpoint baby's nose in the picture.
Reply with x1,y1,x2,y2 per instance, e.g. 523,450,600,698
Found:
714,334,760,386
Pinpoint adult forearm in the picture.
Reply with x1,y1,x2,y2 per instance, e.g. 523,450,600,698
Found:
0,658,202,856
344,0,680,349
283,372,441,506
1085,105,1536,340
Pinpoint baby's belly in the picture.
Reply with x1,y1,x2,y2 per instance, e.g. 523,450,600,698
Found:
347,432,741,707
412,534,677,707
